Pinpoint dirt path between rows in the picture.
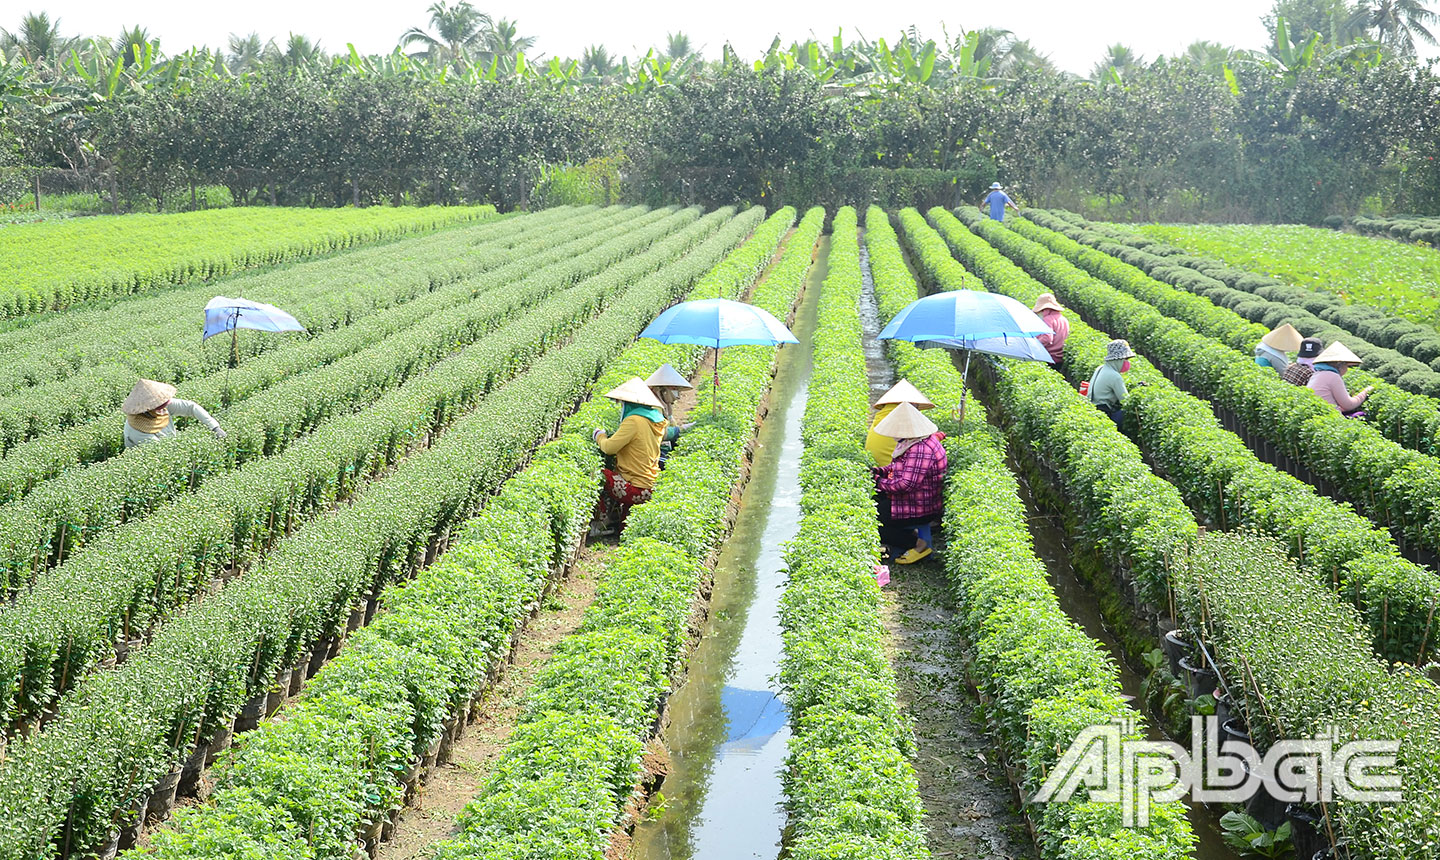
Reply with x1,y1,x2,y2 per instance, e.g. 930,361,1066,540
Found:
376,544,611,859
877,562,1035,859
375,226,802,858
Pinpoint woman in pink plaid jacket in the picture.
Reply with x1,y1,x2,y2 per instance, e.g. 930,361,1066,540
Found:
872,402,947,565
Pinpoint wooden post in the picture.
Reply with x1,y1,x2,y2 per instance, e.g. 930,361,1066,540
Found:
33,175,40,211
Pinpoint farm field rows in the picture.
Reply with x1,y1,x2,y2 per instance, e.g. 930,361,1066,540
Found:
0,205,494,319
1136,221,1440,327
2,201,1437,860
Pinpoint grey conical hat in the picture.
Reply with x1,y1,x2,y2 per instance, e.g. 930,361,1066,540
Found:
121,378,177,415
645,363,693,390
875,379,936,410
873,401,938,439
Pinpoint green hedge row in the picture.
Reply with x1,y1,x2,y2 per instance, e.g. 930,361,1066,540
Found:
900,208,1198,608
0,207,589,456
0,207,637,505
0,208,696,592
0,206,571,397
1174,533,1440,860
439,207,820,859
0,206,767,860
942,211,1440,665
0,205,494,320
0,208,736,732
915,207,1440,859
132,438,598,860
1053,210,1440,370
946,209,1440,582
1024,209,1440,453
866,206,1197,859
779,207,931,859
1353,213,1440,247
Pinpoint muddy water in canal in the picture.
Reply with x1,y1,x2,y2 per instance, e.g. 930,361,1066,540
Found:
630,237,828,860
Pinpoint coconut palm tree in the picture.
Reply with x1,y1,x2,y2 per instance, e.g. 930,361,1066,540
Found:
581,44,613,76
1091,43,1144,82
227,32,274,73
278,33,323,69
114,25,157,67
1,12,80,66
661,31,693,60
401,0,490,66
480,18,535,64
1000,39,1057,75
1182,39,1240,74
1348,0,1439,55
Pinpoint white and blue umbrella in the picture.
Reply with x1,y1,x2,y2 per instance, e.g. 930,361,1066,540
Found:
880,291,1054,418
204,296,306,392
640,298,798,413
204,296,305,340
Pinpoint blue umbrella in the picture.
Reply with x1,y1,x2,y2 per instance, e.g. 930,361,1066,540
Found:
639,298,798,414
880,291,1054,419
878,290,1050,343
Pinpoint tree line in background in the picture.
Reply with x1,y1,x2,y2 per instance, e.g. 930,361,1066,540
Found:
1,0,1439,222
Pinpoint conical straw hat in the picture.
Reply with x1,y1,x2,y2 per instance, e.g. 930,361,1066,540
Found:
1316,342,1362,365
645,363,693,390
121,378,177,415
1031,293,1064,314
604,377,666,409
1260,323,1303,352
875,379,936,410
873,401,938,439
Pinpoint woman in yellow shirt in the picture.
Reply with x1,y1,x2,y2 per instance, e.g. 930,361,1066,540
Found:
591,377,668,536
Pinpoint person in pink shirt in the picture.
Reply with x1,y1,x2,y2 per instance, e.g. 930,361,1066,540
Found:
1032,293,1070,367
1306,342,1373,418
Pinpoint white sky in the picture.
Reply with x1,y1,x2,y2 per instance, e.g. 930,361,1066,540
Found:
15,0,1440,75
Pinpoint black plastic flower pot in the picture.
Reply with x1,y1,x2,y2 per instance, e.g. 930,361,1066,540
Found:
1177,654,1218,698
1213,690,1236,731
1287,803,1330,860
205,719,234,767
289,654,309,696
1221,716,1250,747
233,691,267,733
1162,627,1190,676
144,763,184,824
307,640,332,678
176,744,208,798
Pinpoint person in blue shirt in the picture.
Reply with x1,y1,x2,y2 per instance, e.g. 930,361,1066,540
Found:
980,182,1020,221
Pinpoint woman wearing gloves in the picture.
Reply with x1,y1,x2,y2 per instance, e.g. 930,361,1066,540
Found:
646,363,696,466
1086,339,1137,427
590,377,667,536
1307,342,1373,418
122,378,225,449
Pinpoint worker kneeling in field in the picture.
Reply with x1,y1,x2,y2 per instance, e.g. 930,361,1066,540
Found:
591,377,667,537
645,363,697,466
872,402,947,565
1086,339,1138,427
1253,323,1303,375
121,378,225,449
1308,342,1373,419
